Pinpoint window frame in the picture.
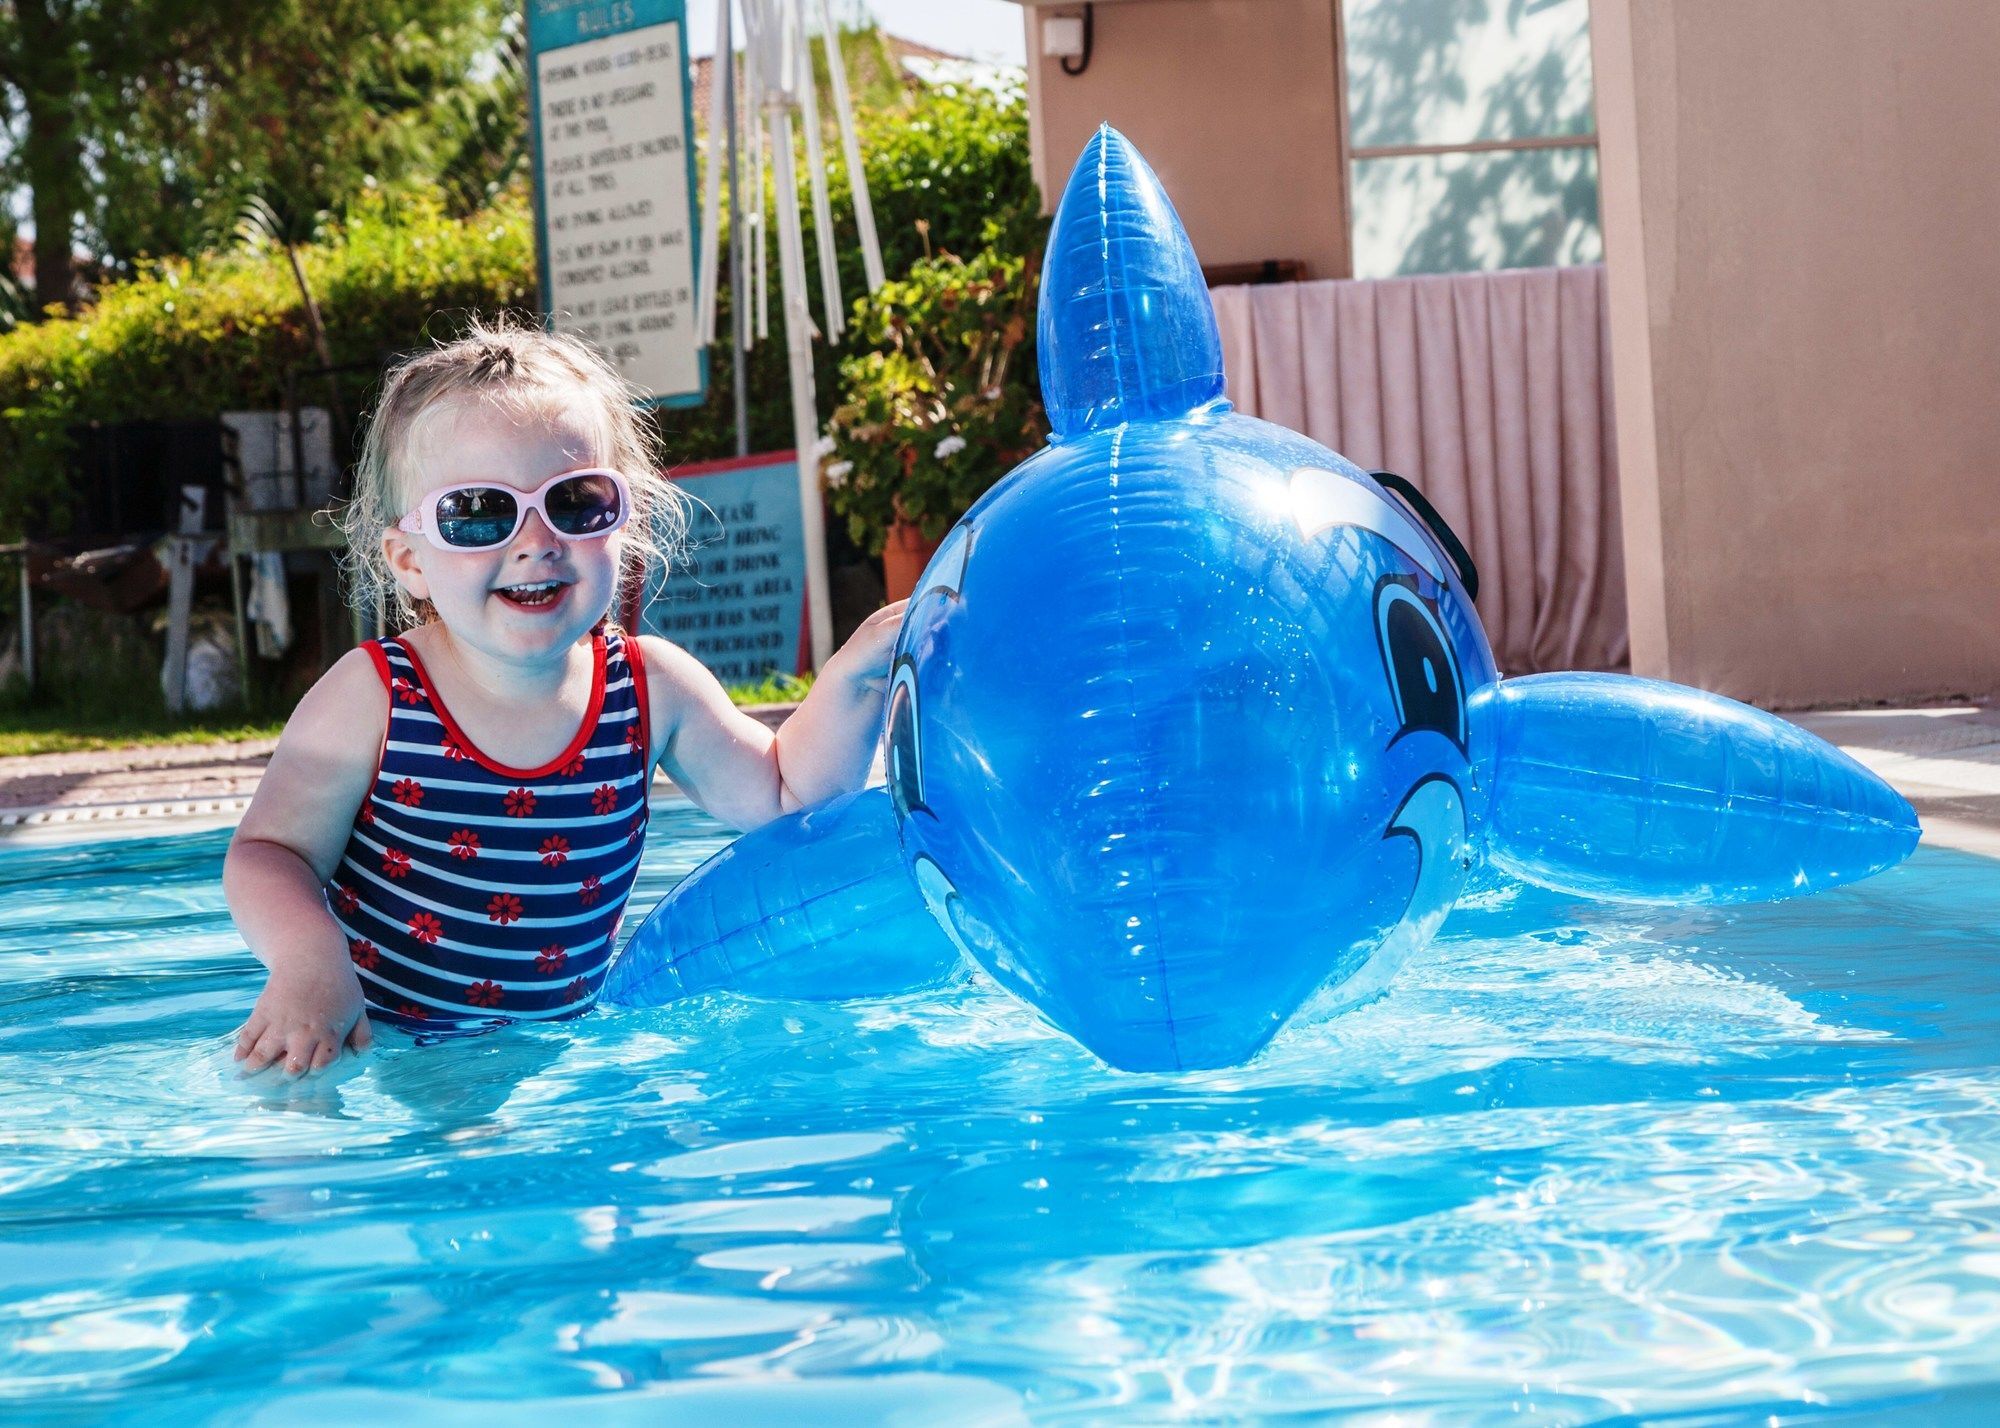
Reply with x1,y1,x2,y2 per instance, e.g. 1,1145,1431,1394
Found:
1332,0,1601,279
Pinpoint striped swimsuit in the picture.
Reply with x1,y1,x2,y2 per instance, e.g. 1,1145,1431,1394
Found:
325,629,652,1032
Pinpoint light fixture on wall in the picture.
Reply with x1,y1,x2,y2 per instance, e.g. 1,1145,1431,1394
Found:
1042,4,1094,77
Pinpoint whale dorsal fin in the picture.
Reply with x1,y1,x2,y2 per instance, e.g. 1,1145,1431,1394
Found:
1038,125,1226,442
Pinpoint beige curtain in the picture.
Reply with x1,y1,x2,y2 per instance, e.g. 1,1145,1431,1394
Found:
1211,265,1627,673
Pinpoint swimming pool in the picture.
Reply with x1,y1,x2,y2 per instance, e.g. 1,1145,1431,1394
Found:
2,807,1997,1423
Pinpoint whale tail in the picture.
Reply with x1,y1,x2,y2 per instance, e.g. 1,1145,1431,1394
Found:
1038,125,1226,441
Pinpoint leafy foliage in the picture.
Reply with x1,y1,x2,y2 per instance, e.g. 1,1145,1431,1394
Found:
822,242,1046,555
646,79,1038,468
0,70,1040,550
0,0,509,288
0,188,534,534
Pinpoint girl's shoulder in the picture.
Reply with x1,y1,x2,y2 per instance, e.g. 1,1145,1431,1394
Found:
285,644,394,761
627,633,736,748
231,644,391,871
627,632,724,699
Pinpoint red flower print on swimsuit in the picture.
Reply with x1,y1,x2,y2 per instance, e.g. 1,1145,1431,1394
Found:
381,847,412,878
391,676,422,706
627,815,644,845
539,835,570,867
578,874,603,907
560,753,587,778
349,938,379,970
504,787,537,817
536,944,568,973
466,980,503,1008
397,1001,430,1020
591,783,618,815
391,778,424,807
408,911,443,945
440,733,470,762
448,829,481,860
332,884,359,915
359,801,376,825
564,976,591,1003
624,720,645,753
487,892,524,925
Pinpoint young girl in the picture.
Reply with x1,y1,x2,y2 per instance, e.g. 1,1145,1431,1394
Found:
224,320,905,1076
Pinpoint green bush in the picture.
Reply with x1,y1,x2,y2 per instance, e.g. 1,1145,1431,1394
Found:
823,243,1046,554
654,80,1037,467
0,186,534,536
0,80,1038,542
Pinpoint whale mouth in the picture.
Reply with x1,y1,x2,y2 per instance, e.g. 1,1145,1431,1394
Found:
1323,775,1470,1014
913,854,981,964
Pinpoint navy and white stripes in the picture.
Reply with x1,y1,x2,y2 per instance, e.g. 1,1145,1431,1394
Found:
325,630,652,1030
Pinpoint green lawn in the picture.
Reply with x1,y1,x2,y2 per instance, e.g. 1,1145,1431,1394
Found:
0,713,290,759
0,671,814,759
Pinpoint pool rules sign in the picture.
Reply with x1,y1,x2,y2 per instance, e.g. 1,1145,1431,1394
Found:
527,0,706,406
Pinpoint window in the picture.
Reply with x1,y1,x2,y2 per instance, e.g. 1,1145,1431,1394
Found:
1340,0,1600,279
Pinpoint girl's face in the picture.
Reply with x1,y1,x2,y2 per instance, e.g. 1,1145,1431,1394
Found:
382,398,625,667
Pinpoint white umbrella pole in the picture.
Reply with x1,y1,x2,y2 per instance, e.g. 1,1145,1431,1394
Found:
796,4,845,340
724,17,749,455
693,0,731,344
771,105,833,670
750,80,769,342
816,0,884,292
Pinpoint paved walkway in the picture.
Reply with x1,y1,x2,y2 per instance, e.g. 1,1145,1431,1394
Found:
2,702,1997,858
0,738,280,827
0,705,793,837
1793,704,2000,859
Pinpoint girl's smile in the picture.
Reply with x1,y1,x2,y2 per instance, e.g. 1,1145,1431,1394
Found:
493,576,573,611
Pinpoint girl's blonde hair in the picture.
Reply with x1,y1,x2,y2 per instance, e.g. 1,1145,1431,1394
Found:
343,314,689,629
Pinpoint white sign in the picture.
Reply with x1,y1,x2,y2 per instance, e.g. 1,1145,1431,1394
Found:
535,21,702,403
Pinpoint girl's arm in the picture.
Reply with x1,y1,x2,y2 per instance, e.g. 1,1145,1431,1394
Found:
639,601,906,831
222,648,389,1075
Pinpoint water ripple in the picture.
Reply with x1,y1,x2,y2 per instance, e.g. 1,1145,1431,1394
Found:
0,826,1998,1421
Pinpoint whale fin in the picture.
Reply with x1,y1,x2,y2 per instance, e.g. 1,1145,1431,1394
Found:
1470,673,1921,904
1039,125,1226,441
603,788,962,1006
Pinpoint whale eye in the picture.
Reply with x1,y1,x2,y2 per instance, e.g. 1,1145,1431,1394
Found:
886,655,928,821
1375,579,1465,751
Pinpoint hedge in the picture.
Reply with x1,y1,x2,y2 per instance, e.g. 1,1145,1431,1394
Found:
0,80,1036,542
0,188,535,536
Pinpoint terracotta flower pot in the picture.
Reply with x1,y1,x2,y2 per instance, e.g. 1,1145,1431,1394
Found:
882,518,943,602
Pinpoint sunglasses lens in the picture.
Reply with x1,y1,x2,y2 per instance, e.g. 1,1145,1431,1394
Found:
546,472,624,535
433,487,519,548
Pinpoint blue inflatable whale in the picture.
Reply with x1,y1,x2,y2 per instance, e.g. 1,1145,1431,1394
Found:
607,127,1920,1071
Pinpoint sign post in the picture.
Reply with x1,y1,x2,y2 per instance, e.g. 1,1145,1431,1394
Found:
526,0,706,407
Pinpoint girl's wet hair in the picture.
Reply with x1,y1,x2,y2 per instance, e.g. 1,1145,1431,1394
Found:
342,315,689,628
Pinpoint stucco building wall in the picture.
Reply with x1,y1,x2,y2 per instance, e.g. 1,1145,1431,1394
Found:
1024,0,1351,281
1592,0,2000,706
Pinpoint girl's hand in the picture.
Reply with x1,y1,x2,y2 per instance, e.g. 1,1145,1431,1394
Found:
826,599,908,697
234,964,373,1077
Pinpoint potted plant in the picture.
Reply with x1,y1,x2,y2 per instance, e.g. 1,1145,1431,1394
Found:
822,242,1046,600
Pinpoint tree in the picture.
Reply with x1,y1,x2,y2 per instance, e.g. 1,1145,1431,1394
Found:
0,0,507,313
2,0,99,313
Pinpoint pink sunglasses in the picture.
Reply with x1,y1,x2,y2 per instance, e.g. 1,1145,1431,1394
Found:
396,468,631,550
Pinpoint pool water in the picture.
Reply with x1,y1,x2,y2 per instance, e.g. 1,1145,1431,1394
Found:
2,808,1999,1424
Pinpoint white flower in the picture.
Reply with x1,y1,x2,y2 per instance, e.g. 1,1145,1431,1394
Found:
934,434,967,460
823,460,853,488
814,434,837,458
